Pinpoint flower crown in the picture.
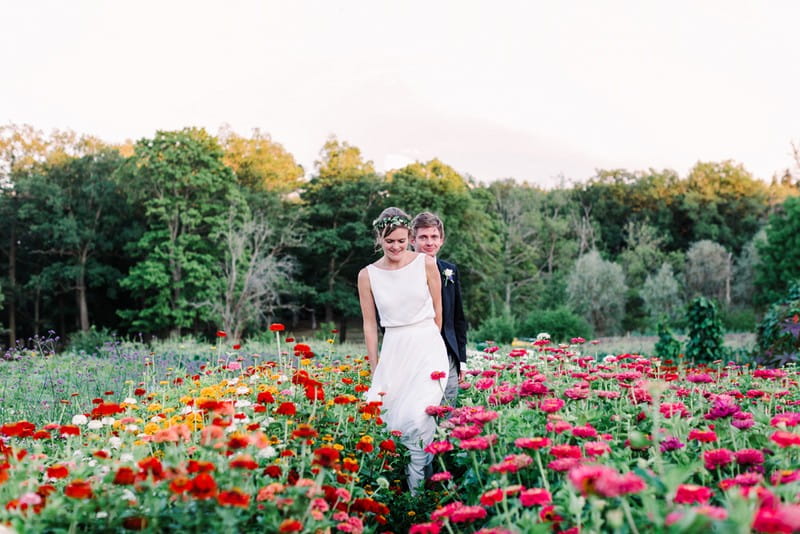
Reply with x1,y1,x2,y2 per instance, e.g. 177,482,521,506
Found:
372,215,410,232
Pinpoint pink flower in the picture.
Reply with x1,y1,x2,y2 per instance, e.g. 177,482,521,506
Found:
489,454,533,474
549,444,582,459
568,464,618,496
686,373,714,383
409,522,442,534
430,371,446,380
584,441,611,457
460,435,496,450
703,448,735,470
520,488,552,507
704,395,741,420
734,449,765,466
770,412,800,428
571,424,598,439
770,430,800,448
475,378,495,390
451,425,482,440
674,484,713,504
515,437,551,450
226,362,242,371
450,505,487,524
424,441,454,455
660,402,689,419
539,398,565,413
429,471,452,482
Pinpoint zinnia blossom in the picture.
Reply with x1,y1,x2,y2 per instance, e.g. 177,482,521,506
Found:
674,484,713,504
703,448,735,470
515,436,551,450
64,480,93,499
519,488,552,507
269,323,285,332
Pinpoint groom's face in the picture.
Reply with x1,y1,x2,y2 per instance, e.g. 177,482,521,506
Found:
412,226,443,257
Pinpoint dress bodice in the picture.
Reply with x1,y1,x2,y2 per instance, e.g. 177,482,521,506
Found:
366,253,434,327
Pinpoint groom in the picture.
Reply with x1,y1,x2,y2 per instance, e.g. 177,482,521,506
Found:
411,212,467,405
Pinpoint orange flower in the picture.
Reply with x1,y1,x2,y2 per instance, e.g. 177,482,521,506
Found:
64,480,93,499
169,476,192,494
217,488,250,508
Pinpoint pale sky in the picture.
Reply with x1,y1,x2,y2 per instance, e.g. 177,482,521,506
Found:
2,1,799,187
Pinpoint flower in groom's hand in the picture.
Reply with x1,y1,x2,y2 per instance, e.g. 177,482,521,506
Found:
430,371,446,380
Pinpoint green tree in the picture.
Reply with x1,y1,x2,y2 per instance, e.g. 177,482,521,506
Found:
685,296,725,363
755,196,800,306
118,128,238,336
641,262,683,326
218,125,304,193
566,250,627,335
679,161,769,254
16,150,133,333
298,139,383,334
684,240,732,304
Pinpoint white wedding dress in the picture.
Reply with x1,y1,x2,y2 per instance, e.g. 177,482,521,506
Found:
366,253,449,491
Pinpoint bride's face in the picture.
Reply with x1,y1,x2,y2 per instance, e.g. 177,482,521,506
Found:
381,227,410,261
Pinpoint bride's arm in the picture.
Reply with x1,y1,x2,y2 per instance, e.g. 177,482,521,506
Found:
358,268,379,374
425,255,443,330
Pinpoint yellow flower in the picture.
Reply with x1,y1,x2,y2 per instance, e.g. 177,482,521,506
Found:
300,359,310,366
147,403,163,412
359,370,370,377
332,443,345,451
143,422,161,435
326,339,334,344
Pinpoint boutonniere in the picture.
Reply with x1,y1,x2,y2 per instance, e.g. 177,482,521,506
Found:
442,268,454,286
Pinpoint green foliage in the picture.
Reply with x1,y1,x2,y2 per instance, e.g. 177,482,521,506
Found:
654,322,682,360
720,306,757,333
118,128,237,335
471,314,518,344
641,262,683,327
67,326,116,356
755,195,800,305
755,283,800,366
567,250,627,335
684,240,731,302
520,306,592,343
684,297,725,363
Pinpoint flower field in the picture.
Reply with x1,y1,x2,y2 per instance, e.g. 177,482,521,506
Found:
0,333,799,533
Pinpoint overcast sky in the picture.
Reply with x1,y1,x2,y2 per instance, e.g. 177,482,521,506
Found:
2,1,799,187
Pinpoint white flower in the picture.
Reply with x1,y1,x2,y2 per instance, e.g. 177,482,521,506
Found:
96,511,109,519
101,417,116,426
121,489,137,502
109,436,123,449
227,378,239,386
257,446,277,459
234,399,252,408
536,332,551,341
443,268,453,278
125,424,139,432
123,397,137,405
71,414,88,425
87,420,103,430
120,452,134,462
236,386,250,395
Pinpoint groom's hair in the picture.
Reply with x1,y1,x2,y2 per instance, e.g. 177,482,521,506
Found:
411,212,445,240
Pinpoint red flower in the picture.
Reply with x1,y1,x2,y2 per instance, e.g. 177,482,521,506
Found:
217,488,250,508
291,424,319,440
770,430,800,448
59,425,81,437
355,437,374,453
430,371,446,380
232,344,241,350
216,330,227,338
480,488,504,506
46,464,70,479
264,465,282,479
230,454,259,470
313,447,340,468
515,436,551,450
187,460,216,474
91,402,124,417
278,519,303,533
64,480,93,499
379,439,396,453
113,467,136,485
294,343,314,358
256,391,275,404
276,402,297,416
189,472,218,499
138,456,165,481
269,323,286,332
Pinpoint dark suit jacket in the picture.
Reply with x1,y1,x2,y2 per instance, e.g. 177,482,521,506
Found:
437,258,467,372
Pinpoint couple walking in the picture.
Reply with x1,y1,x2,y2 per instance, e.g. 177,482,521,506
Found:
357,207,467,493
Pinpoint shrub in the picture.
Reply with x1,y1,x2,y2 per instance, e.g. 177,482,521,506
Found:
720,306,757,333
520,307,592,343
684,297,725,363
755,282,800,366
566,250,627,335
66,326,116,356
471,314,518,345
653,321,681,361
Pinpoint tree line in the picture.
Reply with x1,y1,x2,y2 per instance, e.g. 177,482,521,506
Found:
1,123,799,346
